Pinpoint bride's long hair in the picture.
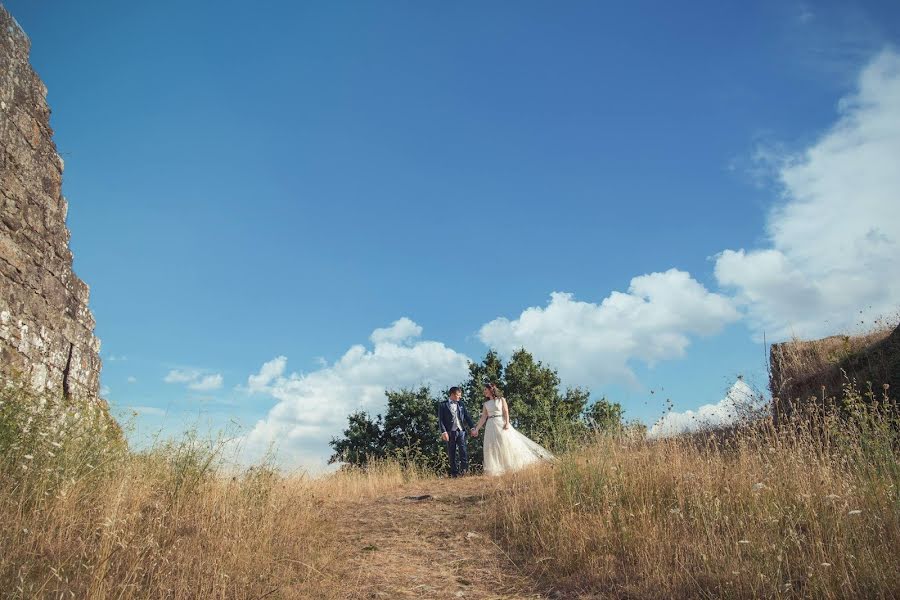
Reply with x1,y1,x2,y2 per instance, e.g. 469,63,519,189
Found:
485,382,504,400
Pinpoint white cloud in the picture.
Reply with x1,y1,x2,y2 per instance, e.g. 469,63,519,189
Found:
189,374,223,391
247,356,287,393
127,376,137,384
716,49,900,339
478,269,740,388
370,317,423,345
237,318,470,470
647,379,764,438
165,369,223,391
100,385,111,397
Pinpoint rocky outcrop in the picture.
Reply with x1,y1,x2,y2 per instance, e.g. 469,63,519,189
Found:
770,324,899,423
0,5,102,399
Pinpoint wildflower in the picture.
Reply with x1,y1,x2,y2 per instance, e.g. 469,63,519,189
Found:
848,510,862,516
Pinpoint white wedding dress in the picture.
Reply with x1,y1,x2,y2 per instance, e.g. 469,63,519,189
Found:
482,398,554,476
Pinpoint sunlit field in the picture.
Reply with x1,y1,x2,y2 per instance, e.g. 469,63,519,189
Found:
2,380,898,599
490,385,900,599
0,383,428,598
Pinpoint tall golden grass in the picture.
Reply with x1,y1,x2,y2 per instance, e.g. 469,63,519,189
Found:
4,379,899,598
489,384,900,599
0,382,425,599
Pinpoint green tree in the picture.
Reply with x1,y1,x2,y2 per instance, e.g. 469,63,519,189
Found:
461,348,600,452
503,349,591,448
328,387,448,472
381,387,447,472
583,396,625,433
462,349,504,406
328,411,384,466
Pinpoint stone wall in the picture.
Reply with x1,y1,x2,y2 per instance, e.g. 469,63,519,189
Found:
0,5,102,399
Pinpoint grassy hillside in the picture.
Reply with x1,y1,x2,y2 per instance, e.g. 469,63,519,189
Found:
489,396,900,598
2,379,898,598
1,382,429,598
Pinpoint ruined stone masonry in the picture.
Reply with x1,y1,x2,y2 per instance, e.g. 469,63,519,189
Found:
0,5,102,399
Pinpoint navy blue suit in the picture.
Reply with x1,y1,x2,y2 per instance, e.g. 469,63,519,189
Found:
437,400,475,477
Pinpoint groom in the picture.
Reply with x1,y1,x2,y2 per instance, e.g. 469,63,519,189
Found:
437,386,475,477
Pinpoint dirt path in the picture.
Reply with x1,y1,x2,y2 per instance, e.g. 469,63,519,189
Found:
328,476,553,600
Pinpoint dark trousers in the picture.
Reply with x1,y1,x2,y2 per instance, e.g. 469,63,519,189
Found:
446,429,468,477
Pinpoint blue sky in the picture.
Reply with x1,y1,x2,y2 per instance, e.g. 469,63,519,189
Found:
6,0,899,470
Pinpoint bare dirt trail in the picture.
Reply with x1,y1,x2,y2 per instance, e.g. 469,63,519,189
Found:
326,476,555,600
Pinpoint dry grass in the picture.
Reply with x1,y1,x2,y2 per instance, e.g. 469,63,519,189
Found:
488,393,900,599
4,380,899,599
1,455,429,599
770,319,898,420
0,383,428,599
772,327,894,383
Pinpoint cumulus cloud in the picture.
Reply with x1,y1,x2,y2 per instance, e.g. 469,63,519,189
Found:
716,49,900,339
478,269,740,388
164,369,223,391
647,378,764,438
237,318,470,470
370,317,423,345
247,356,287,393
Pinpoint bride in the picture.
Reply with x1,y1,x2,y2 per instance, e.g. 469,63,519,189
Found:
471,383,554,476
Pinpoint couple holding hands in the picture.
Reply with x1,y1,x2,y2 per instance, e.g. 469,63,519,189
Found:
437,383,553,477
